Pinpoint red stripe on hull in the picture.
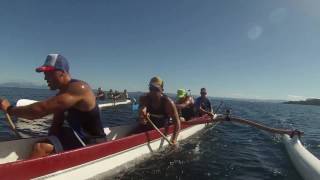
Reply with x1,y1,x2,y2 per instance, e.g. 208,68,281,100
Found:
0,116,211,180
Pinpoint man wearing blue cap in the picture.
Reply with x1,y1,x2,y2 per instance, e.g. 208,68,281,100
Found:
0,54,106,158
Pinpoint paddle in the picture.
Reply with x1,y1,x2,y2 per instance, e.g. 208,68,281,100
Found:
3,112,22,138
131,98,139,111
146,115,174,146
181,101,225,125
211,101,223,118
132,103,139,111
0,98,22,138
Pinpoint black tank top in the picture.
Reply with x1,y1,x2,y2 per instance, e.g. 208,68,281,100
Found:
143,95,170,128
66,79,106,142
146,95,165,112
181,106,195,120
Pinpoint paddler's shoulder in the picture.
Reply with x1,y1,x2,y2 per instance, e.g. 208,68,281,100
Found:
66,80,92,95
139,93,149,104
162,95,175,106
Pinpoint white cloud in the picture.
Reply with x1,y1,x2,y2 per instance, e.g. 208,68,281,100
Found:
269,8,288,24
247,25,263,40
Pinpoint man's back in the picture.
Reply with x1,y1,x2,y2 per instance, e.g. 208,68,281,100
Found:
63,80,106,143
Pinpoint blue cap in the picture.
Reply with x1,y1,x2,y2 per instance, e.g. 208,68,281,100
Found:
36,54,69,73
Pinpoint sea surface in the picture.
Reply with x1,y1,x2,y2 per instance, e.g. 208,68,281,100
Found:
1,87,320,180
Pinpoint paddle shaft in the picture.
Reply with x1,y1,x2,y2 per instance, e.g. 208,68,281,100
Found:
146,116,173,145
212,101,223,117
150,113,165,119
4,113,21,138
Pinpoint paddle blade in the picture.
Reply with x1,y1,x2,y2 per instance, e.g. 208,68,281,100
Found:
16,99,37,107
132,104,139,111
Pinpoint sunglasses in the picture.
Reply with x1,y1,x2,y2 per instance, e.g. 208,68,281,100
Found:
149,86,161,92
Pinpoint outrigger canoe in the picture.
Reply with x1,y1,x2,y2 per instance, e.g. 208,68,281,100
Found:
282,135,320,180
0,100,220,179
98,99,131,109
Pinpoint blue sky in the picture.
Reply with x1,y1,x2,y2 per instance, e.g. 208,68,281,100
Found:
0,0,319,100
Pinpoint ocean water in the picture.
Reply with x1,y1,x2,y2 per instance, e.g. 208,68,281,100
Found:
1,87,319,180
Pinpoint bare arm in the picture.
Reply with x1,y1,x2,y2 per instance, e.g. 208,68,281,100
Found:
96,92,105,98
8,94,80,119
165,98,181,143
199,106,214,118
7,82,88,120
138,95,148,125
176,97,194,109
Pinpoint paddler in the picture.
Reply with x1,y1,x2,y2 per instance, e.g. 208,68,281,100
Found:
0,54,107,158
175,89,195,121
136,76,181,144
195,88,214,118
123,89,129,99
96,87,106,100
107,89,114,99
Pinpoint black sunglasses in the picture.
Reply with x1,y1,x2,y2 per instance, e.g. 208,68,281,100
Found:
149,86,161,92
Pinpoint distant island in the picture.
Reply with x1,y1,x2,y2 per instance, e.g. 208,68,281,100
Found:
0,82,46,89
284,98,320,106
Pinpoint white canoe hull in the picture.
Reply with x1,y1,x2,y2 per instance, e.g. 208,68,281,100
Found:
282,135,320,180
36,123,215,179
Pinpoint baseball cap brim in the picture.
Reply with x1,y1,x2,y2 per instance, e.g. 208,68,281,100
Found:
36,66,56,73
177,94,185,99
